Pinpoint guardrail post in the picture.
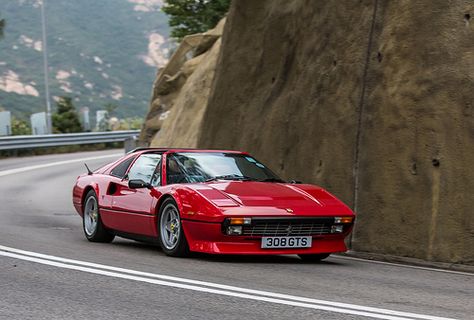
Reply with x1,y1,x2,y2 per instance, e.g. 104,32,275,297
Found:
124,135,138,153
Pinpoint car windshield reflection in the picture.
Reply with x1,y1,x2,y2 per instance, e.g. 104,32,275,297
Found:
166,152,283,184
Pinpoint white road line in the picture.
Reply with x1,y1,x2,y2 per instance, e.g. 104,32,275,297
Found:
0,153,122,177
0,245,456,320
332,255,473,277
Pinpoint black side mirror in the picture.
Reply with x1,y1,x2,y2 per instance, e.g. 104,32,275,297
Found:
128,179,152,189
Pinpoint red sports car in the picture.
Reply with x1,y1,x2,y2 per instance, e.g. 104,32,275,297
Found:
73,148,355,261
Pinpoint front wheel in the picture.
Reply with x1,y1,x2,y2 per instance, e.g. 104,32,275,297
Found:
298,253,330,262
158,198,189,257
83,190,115,243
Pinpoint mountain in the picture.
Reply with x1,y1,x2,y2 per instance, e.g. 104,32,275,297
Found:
0,0,170,122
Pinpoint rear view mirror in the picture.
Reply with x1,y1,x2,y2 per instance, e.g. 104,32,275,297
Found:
128,179,152,189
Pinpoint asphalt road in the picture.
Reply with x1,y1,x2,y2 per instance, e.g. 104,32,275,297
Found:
0,150,472,320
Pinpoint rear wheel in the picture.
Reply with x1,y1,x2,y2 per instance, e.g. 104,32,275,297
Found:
83,190,115,243
298,253,330,262
158,198,189,257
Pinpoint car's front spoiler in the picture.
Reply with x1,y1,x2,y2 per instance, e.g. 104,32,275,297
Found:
182,219,349,255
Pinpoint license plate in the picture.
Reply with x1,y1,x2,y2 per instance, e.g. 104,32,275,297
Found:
261,236,312,249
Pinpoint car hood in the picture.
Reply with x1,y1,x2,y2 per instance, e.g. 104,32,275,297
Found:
194,181,353,216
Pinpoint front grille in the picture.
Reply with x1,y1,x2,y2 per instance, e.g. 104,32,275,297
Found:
241,219,333,237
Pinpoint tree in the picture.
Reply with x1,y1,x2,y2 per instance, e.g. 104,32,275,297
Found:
104,103,118,117
0,16,5,40
162,0,231,40
52,97,83,133
0,9,5,40
116,117,144,130
126,117,144,130
11,117,31,135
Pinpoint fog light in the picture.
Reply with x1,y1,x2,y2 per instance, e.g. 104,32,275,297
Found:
226,225,243,235
331,225,344,233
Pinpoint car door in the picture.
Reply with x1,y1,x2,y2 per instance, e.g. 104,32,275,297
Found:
108,153,163,236
100,155,137,210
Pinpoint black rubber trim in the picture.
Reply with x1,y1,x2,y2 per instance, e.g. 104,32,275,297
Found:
113,231,160,244
99,206,154,216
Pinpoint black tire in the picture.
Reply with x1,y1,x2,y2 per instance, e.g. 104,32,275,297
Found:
82,190,115,243
158,198,189,257
298,253,330,262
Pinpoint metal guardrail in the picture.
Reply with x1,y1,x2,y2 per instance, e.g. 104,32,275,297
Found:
0,130,140,151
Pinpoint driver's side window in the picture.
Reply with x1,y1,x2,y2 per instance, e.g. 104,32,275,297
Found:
166,154,187,184
127,154,162,186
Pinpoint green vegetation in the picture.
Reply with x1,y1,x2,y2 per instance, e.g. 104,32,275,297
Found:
52,97,82,133
0,1,169,122
162,0,230,40
105,103,118,114
121,116,143,130
94,103,143,131
11,116,31,135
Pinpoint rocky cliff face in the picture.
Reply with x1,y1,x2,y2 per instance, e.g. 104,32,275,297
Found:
143,0,474,264
198,0,474,264
139,19,225,147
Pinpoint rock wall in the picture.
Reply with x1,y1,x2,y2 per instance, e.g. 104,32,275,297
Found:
196,0,474,264
355,1,474,263
139,19,225,147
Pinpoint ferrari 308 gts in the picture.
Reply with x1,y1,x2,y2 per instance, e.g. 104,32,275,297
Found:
72,148,355,261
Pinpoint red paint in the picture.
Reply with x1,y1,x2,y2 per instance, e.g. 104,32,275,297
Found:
73,149,355,255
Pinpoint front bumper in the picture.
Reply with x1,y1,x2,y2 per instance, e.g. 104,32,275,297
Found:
182,219,350,255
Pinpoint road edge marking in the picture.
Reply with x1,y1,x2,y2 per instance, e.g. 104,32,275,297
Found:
332,255,473,277
0,153,122,177
0,245,457,320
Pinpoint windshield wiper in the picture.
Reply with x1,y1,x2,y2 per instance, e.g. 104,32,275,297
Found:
205,174,256,182
259,177,286,183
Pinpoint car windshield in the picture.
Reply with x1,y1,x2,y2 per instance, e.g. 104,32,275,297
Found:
166,152,283,184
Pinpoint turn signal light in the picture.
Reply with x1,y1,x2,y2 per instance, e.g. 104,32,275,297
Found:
334,216,354,224
229,217,252,225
